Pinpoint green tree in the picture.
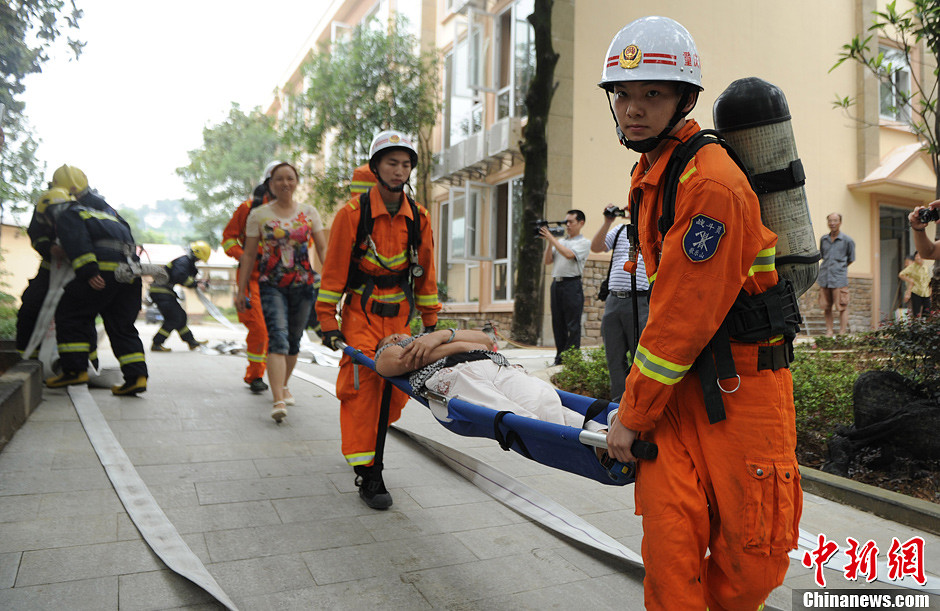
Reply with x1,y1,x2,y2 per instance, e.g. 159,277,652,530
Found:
0,0,84,213
512,0,557,344
119,207,166,245
176,103,279,246
832,1,940,249
282,15,440,212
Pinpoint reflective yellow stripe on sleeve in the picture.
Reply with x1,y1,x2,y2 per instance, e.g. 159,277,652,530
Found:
634,344,692,386
747,246,776,276
317,289,343,304
415,293,439,306
72,253,96,270
221,238,238,250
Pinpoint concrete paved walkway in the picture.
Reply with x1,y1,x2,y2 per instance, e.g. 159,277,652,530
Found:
0,322,937,610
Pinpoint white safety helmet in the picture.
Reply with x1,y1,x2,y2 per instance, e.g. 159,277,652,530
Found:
368,130,418,171
260,160,284,184
598,16,702,92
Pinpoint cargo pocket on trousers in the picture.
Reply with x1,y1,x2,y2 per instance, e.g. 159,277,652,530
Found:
744,459,801,555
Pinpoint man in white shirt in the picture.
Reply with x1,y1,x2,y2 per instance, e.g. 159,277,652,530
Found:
542,209,591,365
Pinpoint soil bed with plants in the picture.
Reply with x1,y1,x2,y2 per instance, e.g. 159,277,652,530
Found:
553,315,940,505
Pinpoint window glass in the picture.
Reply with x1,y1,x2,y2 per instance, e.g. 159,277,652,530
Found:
879,45,911,122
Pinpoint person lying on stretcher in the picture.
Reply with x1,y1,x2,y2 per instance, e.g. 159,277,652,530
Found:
374,329,605,432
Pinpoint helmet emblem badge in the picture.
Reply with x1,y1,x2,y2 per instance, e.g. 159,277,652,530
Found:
389,134,401,143
619,45,642,69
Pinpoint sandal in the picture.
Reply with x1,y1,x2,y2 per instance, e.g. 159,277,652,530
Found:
271,400,287,423
283,387,296,406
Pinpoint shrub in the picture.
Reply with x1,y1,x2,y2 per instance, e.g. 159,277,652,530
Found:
409,317,458,335
0,291,16,340
856,315,940,402
790,345,858,437
553,346,612,401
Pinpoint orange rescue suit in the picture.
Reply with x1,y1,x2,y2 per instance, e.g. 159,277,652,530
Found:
316,187,440,467
222,199,268,384
620,120,802,610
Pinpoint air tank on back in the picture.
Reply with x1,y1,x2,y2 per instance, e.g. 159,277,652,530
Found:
713,77,820,296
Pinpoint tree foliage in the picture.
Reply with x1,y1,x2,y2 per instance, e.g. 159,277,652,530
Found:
512,0,557,344
833,0,940,197
281,15,440,212
0,0,84,212
175,103,280,246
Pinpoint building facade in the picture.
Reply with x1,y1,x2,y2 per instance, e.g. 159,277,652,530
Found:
271,0,937,342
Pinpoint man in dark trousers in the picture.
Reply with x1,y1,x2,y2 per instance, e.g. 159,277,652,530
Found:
542,209,590,366
149,242,211,352
44,189,148,395
591,204,649,402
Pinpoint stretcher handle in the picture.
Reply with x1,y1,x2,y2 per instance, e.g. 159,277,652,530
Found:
578,431,658,461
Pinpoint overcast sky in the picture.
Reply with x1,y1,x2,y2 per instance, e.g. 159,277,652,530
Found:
20,0,332,211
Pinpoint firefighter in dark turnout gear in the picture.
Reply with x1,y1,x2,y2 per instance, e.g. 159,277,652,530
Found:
15,188,101,364
44,196,148,395
149,242,211,351
18,167,122,363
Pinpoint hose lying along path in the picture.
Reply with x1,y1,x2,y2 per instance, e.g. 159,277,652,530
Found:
67,385,240,611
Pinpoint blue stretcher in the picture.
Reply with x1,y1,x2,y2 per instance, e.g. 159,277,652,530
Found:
342,344,652,486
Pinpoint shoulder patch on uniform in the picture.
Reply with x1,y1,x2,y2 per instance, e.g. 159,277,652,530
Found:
682,214,725,262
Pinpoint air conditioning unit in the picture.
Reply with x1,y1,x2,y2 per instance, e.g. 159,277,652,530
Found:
487,117,522,157
463,131,486,167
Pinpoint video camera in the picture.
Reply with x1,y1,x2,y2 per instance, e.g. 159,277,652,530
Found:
603,205,627,219
917,207,940,224
532,219,566,238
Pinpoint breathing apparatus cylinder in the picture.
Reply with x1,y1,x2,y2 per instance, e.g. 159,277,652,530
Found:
713,77,820,296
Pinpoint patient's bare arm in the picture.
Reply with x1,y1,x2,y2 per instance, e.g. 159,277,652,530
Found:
375,340,488,377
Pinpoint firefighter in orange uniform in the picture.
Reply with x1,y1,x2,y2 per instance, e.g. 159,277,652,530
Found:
316,130,440,509
222,162,280,393
600,17,802,610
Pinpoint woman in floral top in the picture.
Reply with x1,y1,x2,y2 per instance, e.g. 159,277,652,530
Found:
236,162,327,421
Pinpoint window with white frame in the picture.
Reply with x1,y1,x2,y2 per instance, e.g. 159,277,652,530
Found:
496,0,535,121
490,177,521,301
879,45,911,123
365,0,390,32
439,186,483,303
444,24,484,147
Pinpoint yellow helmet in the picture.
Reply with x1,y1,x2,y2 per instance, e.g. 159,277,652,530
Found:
51,164,89,196
189,240,211,262
36,187,73,219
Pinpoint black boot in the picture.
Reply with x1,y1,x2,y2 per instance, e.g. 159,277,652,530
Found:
353,465,392,510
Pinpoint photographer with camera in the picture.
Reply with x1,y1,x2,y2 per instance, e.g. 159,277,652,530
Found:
591,204,648,402
542,210,590,366
909,200,940,260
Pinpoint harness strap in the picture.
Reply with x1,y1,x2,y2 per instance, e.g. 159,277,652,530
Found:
373,380,393,470
694,321,736,425
493,411,533,459
582,398,610,430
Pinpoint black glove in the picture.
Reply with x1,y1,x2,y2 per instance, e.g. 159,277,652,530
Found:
421,325,436,334
323,330,345,351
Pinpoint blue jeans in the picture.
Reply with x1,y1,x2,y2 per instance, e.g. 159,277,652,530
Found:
259,283,314,355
